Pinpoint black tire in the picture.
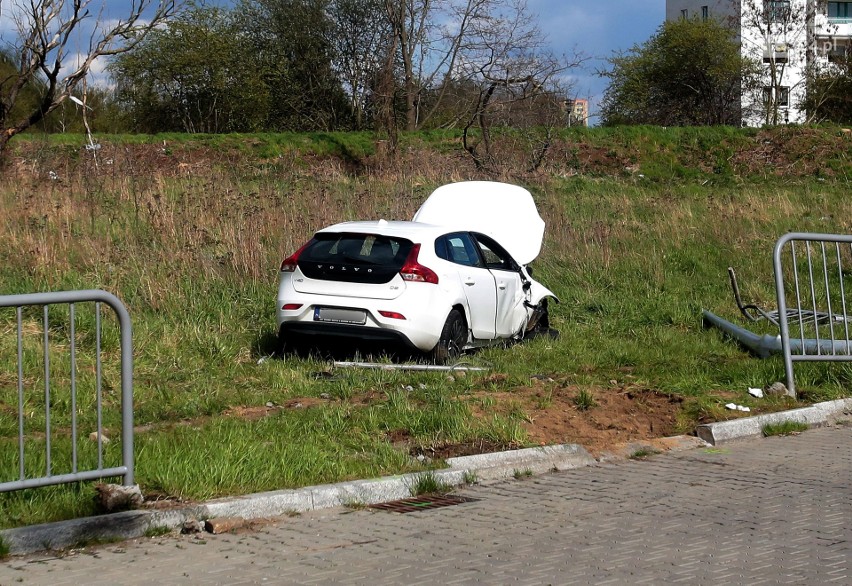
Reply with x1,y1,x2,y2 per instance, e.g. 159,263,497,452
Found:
525,300,559,340
276,327,290,357
276,326,304,358
430,309,467,363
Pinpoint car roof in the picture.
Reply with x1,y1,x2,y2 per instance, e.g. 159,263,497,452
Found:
316,220,449,240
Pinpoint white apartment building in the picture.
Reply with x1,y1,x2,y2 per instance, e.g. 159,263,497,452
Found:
666,1,852,125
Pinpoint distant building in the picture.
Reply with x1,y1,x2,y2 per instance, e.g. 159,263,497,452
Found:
665,0,852,126
565,99,589,126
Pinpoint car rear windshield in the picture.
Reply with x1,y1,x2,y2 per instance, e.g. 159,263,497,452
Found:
298,233,414,284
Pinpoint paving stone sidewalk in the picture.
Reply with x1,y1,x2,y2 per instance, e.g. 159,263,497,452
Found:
2,424,851,585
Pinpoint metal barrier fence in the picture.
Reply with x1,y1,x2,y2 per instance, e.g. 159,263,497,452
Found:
774,233,852,396
0,290,133,492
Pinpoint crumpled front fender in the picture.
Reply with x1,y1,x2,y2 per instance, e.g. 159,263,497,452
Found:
519,266,559,306
528,280,558,306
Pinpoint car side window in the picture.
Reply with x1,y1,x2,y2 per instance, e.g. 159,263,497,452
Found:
473,233,517,272
436,233,483,268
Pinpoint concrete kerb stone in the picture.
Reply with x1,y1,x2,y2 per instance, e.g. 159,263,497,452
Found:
446,443,597,481
2,399,850,555
696,397,852,445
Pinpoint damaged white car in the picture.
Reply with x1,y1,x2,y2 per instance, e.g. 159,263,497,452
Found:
276,181,558,360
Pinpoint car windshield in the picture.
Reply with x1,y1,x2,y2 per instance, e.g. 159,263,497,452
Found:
299,233,414,284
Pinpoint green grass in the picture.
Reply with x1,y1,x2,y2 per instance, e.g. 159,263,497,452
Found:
629,447,661,460
573,389,597,411
0,127,851,529
762,421,810,437
144,525,172,538
409,472,452,496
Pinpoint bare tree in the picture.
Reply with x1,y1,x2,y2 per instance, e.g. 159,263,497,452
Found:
455,0,584,169
328,0,389,129
383,0,502,131
0,0,180,154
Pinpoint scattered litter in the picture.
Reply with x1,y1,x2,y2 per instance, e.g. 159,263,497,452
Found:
333,361,488,372
89,431,109,443
725,403,751,412
265,401,275,408
182,519,204,534
257,354,273,364
403,385,414,392
765,382,789,396
748,387,764,398
531,374,555,382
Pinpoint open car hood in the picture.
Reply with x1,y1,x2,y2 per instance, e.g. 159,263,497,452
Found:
412,181,544,265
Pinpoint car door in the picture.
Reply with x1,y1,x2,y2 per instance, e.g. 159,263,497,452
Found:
436,233,497,339
472,233,528,338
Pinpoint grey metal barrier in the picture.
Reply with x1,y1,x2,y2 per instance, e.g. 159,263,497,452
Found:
774,233,852,397
0,290,133,492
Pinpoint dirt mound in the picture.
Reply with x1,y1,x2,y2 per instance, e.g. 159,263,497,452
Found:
465,384,682,456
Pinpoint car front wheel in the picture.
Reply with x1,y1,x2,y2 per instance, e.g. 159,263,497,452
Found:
430,309,468,363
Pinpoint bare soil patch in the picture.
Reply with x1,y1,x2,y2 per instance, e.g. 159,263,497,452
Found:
226,381,686,460
463,382,683,456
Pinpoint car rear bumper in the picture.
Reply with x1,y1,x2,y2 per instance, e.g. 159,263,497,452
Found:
276,281,449,352
279,321,422,352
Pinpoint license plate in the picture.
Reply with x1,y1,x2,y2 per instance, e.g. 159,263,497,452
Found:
313,307,367,325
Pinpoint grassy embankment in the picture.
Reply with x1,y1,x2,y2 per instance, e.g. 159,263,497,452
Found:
0,125,850,528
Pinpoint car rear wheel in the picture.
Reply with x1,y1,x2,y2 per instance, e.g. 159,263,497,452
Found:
277,326,304,357
276,327,290,357
430,309,467,363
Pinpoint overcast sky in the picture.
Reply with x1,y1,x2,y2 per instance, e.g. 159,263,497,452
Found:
529,0,666,124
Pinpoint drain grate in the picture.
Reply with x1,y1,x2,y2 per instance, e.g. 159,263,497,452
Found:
369,494,479,513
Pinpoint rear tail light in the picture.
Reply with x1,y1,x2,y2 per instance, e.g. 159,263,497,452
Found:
280,240,312,272
399,243,439,284
379,310,406,320
281,303,303,311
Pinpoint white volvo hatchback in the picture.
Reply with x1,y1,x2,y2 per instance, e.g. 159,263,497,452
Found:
276,181,558,360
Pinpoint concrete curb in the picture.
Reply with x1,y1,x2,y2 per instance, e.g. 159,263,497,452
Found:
696,397,852,445
2,399,850,555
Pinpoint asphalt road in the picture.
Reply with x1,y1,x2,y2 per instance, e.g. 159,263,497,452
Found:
2,424,850,585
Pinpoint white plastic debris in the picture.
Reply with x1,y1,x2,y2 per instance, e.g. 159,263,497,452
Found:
725,403,737,410
737,405,751,412
725,403,751,412
748,387,764,398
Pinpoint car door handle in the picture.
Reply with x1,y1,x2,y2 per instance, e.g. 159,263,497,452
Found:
464,278,476,286
498,283,507,290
